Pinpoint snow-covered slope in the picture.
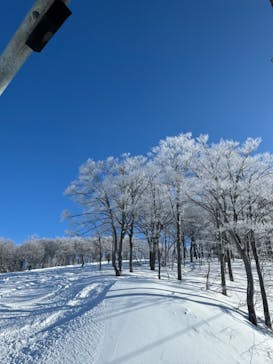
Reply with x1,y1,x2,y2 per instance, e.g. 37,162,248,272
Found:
1,262,273,364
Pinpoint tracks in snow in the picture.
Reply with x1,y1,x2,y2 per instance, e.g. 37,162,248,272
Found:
0,265,116,364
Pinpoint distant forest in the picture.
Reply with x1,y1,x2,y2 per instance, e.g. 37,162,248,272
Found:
0,236,148,272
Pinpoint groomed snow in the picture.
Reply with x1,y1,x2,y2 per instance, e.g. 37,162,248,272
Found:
1,261,273,364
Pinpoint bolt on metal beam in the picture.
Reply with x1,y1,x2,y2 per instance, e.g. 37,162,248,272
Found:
0,0,71,96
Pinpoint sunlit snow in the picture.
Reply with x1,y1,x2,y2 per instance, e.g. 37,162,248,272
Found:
1,261,273,364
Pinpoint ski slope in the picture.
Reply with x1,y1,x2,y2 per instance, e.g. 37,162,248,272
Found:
1,262,273,364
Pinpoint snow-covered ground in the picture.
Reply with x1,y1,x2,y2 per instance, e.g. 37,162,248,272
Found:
1,261,273,364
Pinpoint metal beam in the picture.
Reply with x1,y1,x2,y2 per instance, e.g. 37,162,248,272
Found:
0,0,71,96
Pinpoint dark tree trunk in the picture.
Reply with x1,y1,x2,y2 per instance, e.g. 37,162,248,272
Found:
150,250,156,270
80,254,85,267
220,248,227,295
190,236,198,261
112,231,121,276
226,249,234,282
112,251,121,276
147,239,152,270
129,231,134,273
194,244,198,260
158,243,161,280
182,234,187,263
250,233,271,329
190,237,194,263
216,230,227,295
98,236,102,271
163,234,167,267
176,204,182,280
176,226,182,280
118,240,123,274
228,230,257,326
107,198,122,276
206,258,211,290
246,239,251,259
150,238,157,271
174,183,183,280
241,251,257,325
118,222,126,275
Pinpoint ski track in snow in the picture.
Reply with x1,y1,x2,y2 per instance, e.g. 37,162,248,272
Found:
0,265,116,364
1,262,273,364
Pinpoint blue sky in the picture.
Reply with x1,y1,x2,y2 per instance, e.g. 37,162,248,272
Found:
1,0,273,243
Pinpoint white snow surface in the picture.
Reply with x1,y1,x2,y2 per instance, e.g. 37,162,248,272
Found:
1,261,273,364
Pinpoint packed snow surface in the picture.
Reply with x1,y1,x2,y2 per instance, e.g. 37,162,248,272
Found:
1,261,273,364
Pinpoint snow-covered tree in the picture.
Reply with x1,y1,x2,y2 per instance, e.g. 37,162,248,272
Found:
136,161,172,278
65,155,147,275
151,133,197,279
189,136,272,327
0,238,17,272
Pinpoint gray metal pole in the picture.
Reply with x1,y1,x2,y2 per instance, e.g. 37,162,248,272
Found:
0,0,71,96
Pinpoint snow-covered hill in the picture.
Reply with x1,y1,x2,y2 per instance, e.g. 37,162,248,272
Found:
1,262,273,364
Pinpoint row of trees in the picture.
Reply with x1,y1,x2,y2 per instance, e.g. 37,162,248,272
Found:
65,133,273,328
0,236,148,273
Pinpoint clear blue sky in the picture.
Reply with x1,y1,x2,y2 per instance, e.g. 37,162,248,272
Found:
1,0,273,243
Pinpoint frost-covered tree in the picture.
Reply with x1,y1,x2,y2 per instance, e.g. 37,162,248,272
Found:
65,155,147,276
63,132,273,328
189,135,273,327
0,239,17,272
136,162,172,278
65,158,119,274
19,239,46,269
118,154,147,272
151,133,197,279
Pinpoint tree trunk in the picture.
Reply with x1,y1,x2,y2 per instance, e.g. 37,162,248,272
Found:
190,239,193,263
112,232,121,276
182,234,187,263
80,254,84,267
241,251,257,325
150,250,155,270
226,249,234,282
112,250,121,276
206,258,211,290
129,231,134,273
163,233,167,267
194,244,198,260
250,233,271,329
118,237,123,274
98,236,102,271
217,230,227,295
158,243,161,280
150,238,156,271
108,204,121,276
228,230,257,326
220,248,227,295
176,208,182,280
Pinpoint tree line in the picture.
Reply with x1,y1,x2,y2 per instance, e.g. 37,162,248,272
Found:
65,133,273,328
0,236,148,272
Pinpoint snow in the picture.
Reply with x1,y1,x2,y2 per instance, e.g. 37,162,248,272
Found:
1,262,273,364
